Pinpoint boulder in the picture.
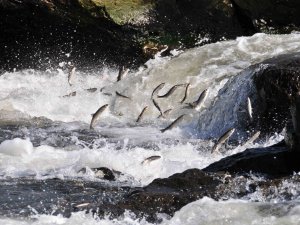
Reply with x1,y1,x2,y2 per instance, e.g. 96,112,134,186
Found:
232,0,300,33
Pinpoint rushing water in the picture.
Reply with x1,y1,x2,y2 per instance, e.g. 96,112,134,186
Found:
1,33,300,224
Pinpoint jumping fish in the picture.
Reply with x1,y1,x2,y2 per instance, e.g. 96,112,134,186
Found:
160,114,185,133
62,91,76,98
90,104,109,129
157,108,172,119
241,131,260,147
247,97,253,121
151,82,165,99
117,66,129,82
68,66,76,86
85,88,97,93
116,91,131,100
136,106,148,123
180,83,190,103
152,99,163,116
141,155,161,165
74,203,90,208
211,128,235,153
186,89,209,111
157,84,185,98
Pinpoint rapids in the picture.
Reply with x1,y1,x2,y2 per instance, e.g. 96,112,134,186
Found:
0,33,300,224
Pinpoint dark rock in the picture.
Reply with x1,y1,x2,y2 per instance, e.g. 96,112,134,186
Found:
0,0,145,71
232,0,300,33
148,0,254,48
204,141,300,178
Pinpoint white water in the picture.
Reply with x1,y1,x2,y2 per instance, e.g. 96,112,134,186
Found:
0,33,300,224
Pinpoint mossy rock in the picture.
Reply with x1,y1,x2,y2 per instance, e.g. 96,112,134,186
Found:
91,0,154,24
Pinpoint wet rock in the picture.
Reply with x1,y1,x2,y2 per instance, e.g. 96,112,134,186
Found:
0,0,145,71
148,0,254,48
232,0,300,33
204,141,300,178
253,53,300,134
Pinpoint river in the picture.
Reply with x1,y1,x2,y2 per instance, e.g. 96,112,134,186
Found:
0,33,300,224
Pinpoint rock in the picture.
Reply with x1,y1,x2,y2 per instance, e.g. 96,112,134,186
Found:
148,0,254,48
204,141,300,178
253,53,300,135
0,0,145,71
232,0,300,33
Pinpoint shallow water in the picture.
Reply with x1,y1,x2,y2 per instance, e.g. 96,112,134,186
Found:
0,33,300,224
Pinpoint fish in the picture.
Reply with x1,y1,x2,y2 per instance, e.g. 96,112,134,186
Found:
136,106,148,123
241,131,260,147
116,91,131,100
62,91,76,98
85,88,97,93
160,114,185,133
90,104,109,129
152,99,163,116
247,97,253,121
74,203,90,208
141,155,161,165
151,82,165,99
180,83,190,103
157,108,172,119
211,128,235,153
117,66,129,82
186,89,208,111
68,66,76,86
157,84,185,98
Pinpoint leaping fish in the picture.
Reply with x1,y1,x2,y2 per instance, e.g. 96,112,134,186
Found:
152,99,163,116
90,104,109,129
157,108,172,119
62,91,76,98
160,114,185,133
157,84,185,98
116,91,131,100
117,66,129,82
241,131,260,147
141,155,161,165
85,88,97,93
247,97,253,121
180,83,190,103
68,66,76,86
136,106,148,123
186,89,209,111
211,128,235,153
151,82,165,99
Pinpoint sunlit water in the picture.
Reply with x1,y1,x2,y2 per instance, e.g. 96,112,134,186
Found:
0,33,300,224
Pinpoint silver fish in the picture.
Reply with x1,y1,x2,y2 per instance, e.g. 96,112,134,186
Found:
152,99,163,116
211,128,235,153
187,89,209,111
151,82,165,99
241,131,260,147
157,108,172,119
74,203,90,208
136,106,148,123
90,104,109,129
85,88,97,93
247,97,253,121
141,155,161,165
180,83,190,103
117,66,129,82
157,84,185,98
160,114,185,133
62,91,76,98
116,91,131,100
68,66,76,86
